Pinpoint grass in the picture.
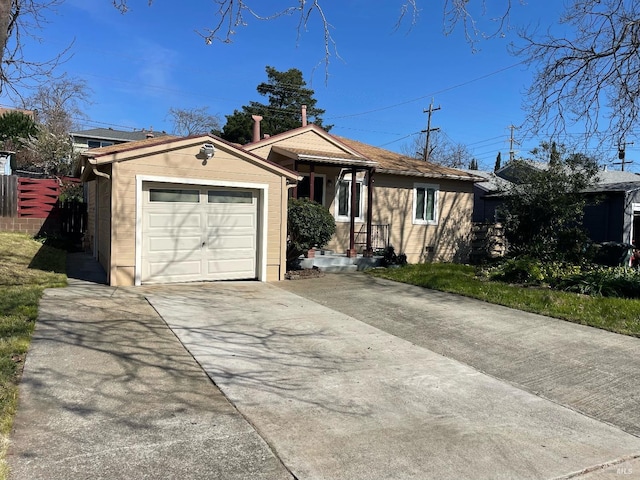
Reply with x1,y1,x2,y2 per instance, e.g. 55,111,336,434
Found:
368,263,640,337
0,232,66,479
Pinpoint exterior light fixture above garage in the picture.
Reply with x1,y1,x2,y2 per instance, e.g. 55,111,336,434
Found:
200,143,215,158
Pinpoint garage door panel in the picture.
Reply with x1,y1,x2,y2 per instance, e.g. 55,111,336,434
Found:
148,235,202,253
206,258,255,278
206,235,255,250
147,212,202,229
205,213,255,228
148,260,203,277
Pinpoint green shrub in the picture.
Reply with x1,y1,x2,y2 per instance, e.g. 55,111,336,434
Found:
488,256,545,284
556,266,640,298
287,198,335,269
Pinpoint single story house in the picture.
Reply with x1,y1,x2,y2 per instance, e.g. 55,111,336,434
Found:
76,123,480,286
75,134,298,286
244,124,480,264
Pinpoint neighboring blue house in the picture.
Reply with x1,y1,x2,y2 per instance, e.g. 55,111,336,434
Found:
466,164,640,247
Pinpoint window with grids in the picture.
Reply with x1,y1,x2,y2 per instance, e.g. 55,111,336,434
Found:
336,179,363,221
413,184,438,224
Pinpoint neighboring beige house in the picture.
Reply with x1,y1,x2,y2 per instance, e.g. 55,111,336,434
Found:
245,124,479,264
76,134,298,286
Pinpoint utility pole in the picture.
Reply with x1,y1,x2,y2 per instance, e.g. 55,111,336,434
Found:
422,101,441,161
508,125,519,162
613,139,634,171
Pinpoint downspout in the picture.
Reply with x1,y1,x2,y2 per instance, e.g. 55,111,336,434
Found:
87,158,111,180
87,157,111,272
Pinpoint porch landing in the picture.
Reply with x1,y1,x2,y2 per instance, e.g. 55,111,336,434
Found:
299,250,383,273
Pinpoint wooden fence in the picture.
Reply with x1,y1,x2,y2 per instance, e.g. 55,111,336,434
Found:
0,175,87,239
0,175,17,217
17,177,60,218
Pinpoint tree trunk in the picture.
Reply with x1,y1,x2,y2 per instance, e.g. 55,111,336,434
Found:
0,0,12,70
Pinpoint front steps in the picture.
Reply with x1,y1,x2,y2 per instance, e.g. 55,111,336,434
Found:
299,250,383,272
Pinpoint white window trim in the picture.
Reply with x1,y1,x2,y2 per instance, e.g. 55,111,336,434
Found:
413,182,439,225
334,178,365,223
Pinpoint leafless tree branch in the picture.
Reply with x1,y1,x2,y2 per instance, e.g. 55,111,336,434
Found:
0,0,72,97
516,0,640,146
167,106,221,136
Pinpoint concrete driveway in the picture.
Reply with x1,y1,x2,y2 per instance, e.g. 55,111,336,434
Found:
142,277,640,480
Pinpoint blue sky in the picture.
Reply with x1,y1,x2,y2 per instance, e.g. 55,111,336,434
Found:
3,1,636,170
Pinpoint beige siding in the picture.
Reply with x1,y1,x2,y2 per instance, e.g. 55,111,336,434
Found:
96,172,112,278
250,130,354,159
327,173,474,263
109,143,287,285
84,181,96,251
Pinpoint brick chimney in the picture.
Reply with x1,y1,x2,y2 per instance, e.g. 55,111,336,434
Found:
251,115,263,143
301,105,307,127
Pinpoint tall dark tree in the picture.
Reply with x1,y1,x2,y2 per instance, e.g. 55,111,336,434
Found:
0,110,37,149
494,152,502,171
469,158,478,170
217,66,331,144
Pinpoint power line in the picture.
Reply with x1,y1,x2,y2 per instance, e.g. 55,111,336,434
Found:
326,61,525,120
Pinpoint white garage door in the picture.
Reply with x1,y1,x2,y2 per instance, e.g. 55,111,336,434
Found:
141,183,258,283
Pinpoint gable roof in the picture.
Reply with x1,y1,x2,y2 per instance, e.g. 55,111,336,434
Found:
77,134,298,181
246,124,480,181
71,127,169,143
335,136,480,181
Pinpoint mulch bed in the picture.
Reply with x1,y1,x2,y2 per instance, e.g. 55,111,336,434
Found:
285,267,325,280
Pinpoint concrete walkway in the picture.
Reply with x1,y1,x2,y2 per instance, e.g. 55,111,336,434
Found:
7,254,293,480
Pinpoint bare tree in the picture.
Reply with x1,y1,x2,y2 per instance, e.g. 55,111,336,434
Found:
0,0,70,96
113,1,519,76
517,0,640,146
20,125,75,176
402,130,473,168
167,106,220,136
23,75,91,135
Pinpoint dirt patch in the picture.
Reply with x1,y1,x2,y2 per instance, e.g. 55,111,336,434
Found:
285,267,325,280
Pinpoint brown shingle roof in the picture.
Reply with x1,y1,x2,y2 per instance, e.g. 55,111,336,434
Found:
334,135,480,181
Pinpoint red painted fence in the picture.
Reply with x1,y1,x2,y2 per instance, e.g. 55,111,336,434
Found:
0,176,87,240
17,177,61,218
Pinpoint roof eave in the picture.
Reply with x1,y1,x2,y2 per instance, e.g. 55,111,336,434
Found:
376,168,481,182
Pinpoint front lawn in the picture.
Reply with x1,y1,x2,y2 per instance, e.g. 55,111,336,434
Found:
368,263,640,337
0,233,66,479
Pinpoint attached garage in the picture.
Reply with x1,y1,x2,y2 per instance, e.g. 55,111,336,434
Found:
77,135,298,286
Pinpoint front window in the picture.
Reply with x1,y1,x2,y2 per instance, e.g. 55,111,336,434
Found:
87,140,114,149
335,178,363,222
413,183,438,224
297,174,325,204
